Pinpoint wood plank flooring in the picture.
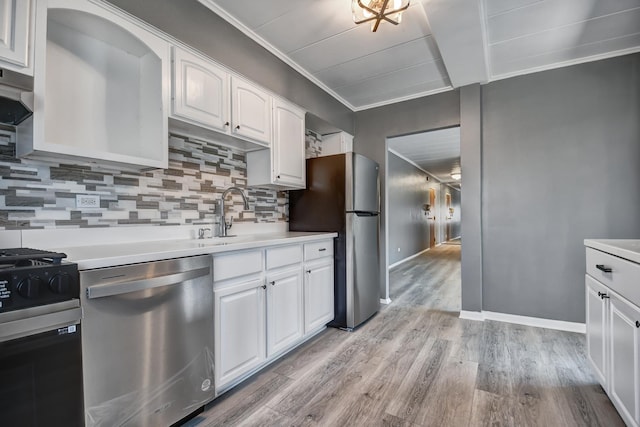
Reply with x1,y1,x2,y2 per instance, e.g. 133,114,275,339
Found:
183,244,623,427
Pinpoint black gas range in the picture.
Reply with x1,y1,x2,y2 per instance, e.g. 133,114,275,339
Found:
0,248,83,426
0,247,79,312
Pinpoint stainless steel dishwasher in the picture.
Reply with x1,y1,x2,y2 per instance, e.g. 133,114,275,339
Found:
80,255,215,427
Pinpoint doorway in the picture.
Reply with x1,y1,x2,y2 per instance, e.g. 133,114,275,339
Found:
429,188,436,248
385,126,462,303
445,193,451,242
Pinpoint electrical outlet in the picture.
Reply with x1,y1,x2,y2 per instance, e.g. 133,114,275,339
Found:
76,194,100,208
397,247,401,252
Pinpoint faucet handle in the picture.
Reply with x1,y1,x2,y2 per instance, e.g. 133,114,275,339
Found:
198,228,211,239
225,216,233,231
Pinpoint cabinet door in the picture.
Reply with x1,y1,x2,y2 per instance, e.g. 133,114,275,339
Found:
586,275,608,388
272,98,305,187
172,47,230,131
231,76,271,144
214,278,266,390
609,293,640,426
0,0,30,69
267,268,303,357
304,260,334,334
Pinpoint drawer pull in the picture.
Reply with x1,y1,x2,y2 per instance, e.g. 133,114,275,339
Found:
319,248,327,252
636,321,640,328
270,281,276,286
306,270,311,274
596,264,612,273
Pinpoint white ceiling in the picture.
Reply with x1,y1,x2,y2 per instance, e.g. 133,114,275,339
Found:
388,127,461,188
198,0,640,111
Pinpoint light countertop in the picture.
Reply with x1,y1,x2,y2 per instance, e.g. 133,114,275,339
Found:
59,231,337,270
584,239,640,264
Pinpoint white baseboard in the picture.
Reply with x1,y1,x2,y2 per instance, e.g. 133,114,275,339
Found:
380,298,392,305
459,310,485,321
458,310,585,333
388,247,430,269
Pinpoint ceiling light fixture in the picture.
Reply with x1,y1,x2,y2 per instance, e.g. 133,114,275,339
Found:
352,0,410,32
451,173,461,180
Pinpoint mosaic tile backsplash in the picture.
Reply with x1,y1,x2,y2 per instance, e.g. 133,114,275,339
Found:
305,130,322,159
0,131,322,230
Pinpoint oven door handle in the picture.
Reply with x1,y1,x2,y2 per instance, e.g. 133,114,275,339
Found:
86,267,210,299
0,307,81,343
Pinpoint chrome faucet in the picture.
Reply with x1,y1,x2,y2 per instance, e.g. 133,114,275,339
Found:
220,186,250,237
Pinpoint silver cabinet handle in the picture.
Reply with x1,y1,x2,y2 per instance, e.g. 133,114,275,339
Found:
87,267,210,299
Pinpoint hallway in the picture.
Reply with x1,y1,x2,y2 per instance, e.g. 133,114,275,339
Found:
185,245,622,426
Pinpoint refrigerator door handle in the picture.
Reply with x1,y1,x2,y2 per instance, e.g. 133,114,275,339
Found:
348,211,379,216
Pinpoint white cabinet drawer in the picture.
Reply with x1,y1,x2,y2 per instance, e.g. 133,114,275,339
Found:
214,250,263,282
304,240,333,261
266,244,302,270
586,248,640,307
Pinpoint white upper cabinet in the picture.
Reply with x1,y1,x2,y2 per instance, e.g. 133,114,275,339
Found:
17,0,170,170
321,131,353,156
231,76,272,145
172,47,230,132
272,98,305,187
246,97,306,189
170,54,272,149
0,0,33,73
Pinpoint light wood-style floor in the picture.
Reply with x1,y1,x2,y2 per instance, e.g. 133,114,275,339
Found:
184,244,623,426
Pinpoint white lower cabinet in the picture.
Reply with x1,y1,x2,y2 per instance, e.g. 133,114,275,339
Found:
304,260,334,334
586,275,608,387
213,239,333,394
214,277,266,390
585,243,640,427
267,267,303,357
609,293,640,426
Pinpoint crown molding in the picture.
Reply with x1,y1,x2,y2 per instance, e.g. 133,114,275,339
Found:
388,148,461,191
489,45,640,83
197,0,356,111
353,85,454,111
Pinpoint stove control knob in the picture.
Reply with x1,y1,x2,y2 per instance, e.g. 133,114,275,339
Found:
49,273,72,294
17,275,44,299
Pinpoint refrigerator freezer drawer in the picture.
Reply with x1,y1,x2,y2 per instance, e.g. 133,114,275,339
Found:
346,213,380,328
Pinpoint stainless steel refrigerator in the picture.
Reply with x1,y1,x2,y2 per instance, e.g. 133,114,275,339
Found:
289,153,380,330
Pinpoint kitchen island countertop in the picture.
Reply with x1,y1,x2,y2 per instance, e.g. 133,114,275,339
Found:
59,231,337,270
584,239,640,264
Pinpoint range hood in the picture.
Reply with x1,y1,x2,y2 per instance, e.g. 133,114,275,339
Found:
0,68,33,125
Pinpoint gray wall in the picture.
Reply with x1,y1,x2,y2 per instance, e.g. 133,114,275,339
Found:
355,91,461,298
460,84,483,312
106,0,354,134
481,53,640,323
387,152,435,265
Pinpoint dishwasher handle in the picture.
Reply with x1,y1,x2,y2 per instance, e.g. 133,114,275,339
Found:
86,267,210,299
